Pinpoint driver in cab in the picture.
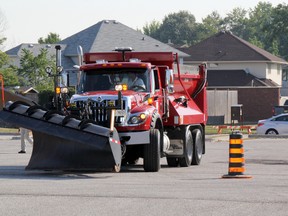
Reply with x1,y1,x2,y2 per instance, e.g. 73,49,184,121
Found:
127,73,146,90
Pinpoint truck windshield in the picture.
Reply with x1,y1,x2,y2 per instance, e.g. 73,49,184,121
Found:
78,68,150,93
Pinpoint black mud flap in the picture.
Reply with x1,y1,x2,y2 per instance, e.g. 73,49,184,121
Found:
0,101,122,172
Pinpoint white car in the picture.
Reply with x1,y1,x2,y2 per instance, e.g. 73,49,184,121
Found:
257,113,288,135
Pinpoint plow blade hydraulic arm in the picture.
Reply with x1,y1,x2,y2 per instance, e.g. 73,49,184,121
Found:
0,101,122,172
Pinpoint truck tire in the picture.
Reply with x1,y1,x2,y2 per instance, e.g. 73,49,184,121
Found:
166,157,179,167
191,129,203,165
179,129,193,167
144,129,160,172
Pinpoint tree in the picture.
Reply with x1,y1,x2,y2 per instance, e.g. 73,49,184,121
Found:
0,49,20,87
38,32,61,44
246,2,278,54
145,11,198,46
1,67,20,87
0,9,19,88
268,3,288,59
222,7,249,38
202,11,223,34
0,50,20,87
196,11,224,42
143,20,161,40
17,48,55,90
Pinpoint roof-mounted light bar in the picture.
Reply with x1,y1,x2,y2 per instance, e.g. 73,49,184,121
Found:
114,47,133,61
129,58,141,62
114,47,133,52
95,59,108,64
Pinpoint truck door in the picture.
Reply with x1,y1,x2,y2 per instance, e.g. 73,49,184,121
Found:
152,69,164,116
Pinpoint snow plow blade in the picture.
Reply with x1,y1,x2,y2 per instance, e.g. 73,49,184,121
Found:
0,101,122,172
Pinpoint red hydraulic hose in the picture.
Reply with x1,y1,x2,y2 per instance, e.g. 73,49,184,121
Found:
175,53,193,101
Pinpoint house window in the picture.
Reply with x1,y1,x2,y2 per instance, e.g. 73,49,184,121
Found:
277,64,281,75
267,63,272,74
283,69,288,81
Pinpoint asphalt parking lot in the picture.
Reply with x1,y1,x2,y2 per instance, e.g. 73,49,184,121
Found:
0,134,288,216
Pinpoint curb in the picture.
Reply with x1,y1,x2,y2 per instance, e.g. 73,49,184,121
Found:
248,134,288,139
0,135,20,140
206,134,288,142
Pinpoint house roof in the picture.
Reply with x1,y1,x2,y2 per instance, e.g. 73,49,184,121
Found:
180,31,287,64
5,43,63,57
15,86,39,94
59,20,188,57
207,70,280,87
5,20,188,70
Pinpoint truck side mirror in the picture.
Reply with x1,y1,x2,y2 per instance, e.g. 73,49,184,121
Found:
165,69,174,94
61,71,68,87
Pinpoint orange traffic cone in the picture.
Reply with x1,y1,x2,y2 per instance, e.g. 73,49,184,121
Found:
222,131,252,179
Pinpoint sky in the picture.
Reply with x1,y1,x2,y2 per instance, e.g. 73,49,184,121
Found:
0,0,286,51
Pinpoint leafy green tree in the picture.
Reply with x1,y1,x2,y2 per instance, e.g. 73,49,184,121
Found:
143,20,161,40
0,25,20,87
142,4,288,58
222,7,249,38
196,11,224,42
246,2,278,54
202,11,223,34
0,50,8,66
1,67,19,87
17,48,55,90
268,3,288,59
159,10,197,46
38,32,61,44
0,49,19,87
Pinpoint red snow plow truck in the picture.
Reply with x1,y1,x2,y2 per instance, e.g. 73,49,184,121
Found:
0,48,207,172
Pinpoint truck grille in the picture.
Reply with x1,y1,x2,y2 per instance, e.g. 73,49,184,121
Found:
75,99,126,126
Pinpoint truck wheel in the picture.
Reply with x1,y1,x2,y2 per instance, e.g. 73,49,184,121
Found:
179,129,193,167
144,129,160,172
191,129,203,165
166,157,179,167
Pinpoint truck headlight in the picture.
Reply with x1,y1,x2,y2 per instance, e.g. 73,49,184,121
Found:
128,112,148,124
130,116,139,124
61,87,68,93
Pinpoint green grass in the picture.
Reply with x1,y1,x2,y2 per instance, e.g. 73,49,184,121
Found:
205,125,257,135
0,128,19,134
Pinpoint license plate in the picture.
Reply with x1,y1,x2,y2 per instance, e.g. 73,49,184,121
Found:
115,110,126,116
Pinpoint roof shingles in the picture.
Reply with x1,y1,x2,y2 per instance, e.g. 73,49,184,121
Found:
181,31,287,63
207,70,279,87
59,20,188,57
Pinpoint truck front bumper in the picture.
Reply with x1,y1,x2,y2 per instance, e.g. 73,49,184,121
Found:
118,131,150,145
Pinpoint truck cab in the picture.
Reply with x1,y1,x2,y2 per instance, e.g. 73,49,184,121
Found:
70,60,169,129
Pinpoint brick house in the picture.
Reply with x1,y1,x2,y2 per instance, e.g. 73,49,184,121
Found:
179,31,288,123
